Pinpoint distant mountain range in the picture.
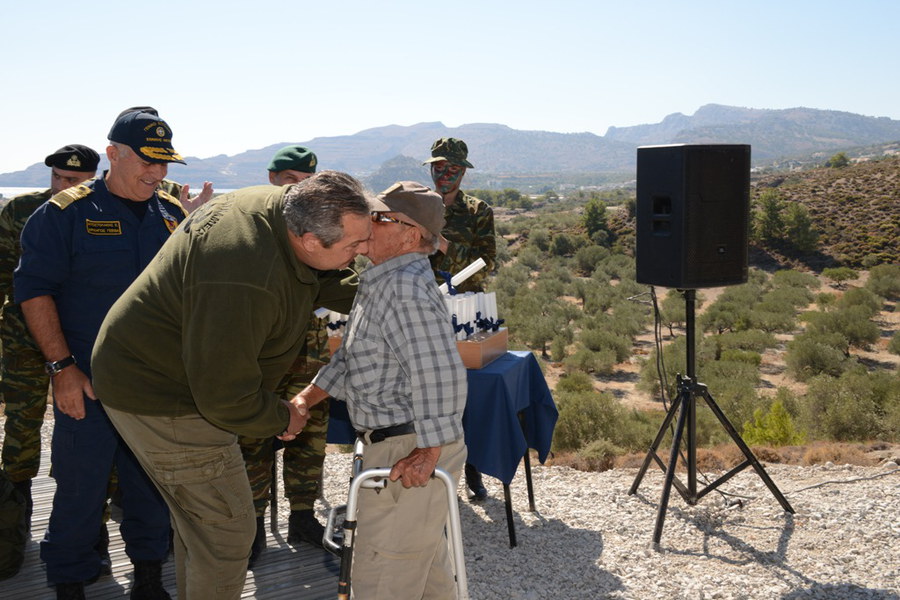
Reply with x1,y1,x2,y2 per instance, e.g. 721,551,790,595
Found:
3,104,900,191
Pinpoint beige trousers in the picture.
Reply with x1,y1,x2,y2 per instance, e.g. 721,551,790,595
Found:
352,434,466,600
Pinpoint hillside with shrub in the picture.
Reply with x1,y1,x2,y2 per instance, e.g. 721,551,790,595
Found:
749,154,900,268
484,156,900,472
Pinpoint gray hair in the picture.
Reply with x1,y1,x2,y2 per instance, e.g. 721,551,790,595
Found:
282,170,371,247
416,227,441,255
109,141,131,156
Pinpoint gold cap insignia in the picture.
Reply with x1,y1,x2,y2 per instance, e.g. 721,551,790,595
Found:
66,155,82,168
156,126,166,137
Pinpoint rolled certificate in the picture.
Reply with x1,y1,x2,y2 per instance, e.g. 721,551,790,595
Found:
485,292,497,325
439,257,487,294
326,311,348,335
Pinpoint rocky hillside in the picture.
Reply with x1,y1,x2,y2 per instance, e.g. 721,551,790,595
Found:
605,153,900,270
752,154,900,268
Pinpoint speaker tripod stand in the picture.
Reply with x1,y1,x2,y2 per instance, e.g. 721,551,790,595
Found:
629,289,794,547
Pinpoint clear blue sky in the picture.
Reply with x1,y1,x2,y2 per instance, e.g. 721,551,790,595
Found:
2,0,898,174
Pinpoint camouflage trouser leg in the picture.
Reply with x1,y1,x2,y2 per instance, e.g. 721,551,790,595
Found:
238,398,330,516
282,397,329,511
1,324,50,483
239,434,277,518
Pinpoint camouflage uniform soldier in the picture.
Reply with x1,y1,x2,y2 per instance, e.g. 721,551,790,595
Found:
240,146,335,567
1,145,99,527
239,320,331,546
424,137,497,500
423,137,496,293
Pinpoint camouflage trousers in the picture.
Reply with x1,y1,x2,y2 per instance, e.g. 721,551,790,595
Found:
1,310,50,483
239,397,330,516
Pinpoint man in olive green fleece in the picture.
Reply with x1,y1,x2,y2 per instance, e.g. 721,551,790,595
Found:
91,171,373,600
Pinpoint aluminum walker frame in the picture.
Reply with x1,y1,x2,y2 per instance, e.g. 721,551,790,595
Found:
323,440,469,599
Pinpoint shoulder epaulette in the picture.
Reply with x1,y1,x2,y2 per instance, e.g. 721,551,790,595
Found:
49,184,92,210
157,190,188,217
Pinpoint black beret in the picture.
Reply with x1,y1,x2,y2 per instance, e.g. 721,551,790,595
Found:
44,144,100,172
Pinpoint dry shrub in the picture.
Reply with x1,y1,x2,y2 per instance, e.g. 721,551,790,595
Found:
544,442,888,472
613,453,648,469
695,448,727,470
750,446,784,463
545,450,578,468
772,445,808,464
695,444,784,469
566,455,609,473
801,442,875,466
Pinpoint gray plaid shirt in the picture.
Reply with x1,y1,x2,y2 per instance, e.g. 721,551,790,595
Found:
313,252,466,448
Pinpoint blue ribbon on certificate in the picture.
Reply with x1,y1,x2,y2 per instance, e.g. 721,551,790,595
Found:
326,320,346,331
451,314,474,337
474,312,504,333
437,270,458,295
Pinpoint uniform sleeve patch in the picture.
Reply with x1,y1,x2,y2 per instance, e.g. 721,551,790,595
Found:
85,220,123,235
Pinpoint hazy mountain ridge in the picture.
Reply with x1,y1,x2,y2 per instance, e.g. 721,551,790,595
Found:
606,104,900,159
3,104,899,189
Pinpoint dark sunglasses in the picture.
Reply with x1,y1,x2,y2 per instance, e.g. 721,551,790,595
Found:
371,212,415,227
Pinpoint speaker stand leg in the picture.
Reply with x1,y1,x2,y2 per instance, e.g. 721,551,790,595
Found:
698,387,795,513
629,389,683,496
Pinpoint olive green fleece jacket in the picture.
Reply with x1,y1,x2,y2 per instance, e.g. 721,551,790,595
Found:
91,185,356,438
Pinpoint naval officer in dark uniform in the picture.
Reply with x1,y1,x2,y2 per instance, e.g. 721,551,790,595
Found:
14,109,189,600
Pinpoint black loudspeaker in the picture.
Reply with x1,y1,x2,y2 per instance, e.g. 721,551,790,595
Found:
635,144,750,288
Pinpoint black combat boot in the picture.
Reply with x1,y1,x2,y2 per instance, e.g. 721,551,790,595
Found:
12,479,33,531
97,522,112,576
287,509,325,547
465,463,488,501
130,560,171,600
247,515,266,570
55,582,86,600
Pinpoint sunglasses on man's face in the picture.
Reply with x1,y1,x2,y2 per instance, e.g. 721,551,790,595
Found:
371,212,415,227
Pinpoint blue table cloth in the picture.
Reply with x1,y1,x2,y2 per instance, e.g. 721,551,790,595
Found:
327,350,558,485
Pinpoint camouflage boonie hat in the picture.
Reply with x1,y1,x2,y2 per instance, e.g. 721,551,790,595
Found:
423,137,474,169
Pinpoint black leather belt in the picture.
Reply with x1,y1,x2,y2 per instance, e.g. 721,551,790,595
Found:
357,422,415,444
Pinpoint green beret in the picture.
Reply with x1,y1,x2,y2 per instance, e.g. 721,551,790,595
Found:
267,145,318,173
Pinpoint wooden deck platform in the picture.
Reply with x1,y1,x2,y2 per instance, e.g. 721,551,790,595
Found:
1,462,343,599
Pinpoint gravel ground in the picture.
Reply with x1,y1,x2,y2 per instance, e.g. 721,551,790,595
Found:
313,451,900,600
10,408,899,599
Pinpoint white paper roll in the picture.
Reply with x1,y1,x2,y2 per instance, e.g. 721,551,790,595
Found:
439,257,487,294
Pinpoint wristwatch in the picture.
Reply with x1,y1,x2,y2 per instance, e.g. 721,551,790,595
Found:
44,355,77,376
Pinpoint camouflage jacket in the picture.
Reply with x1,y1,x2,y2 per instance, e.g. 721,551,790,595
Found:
429,190,496,293
0,189,51,315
